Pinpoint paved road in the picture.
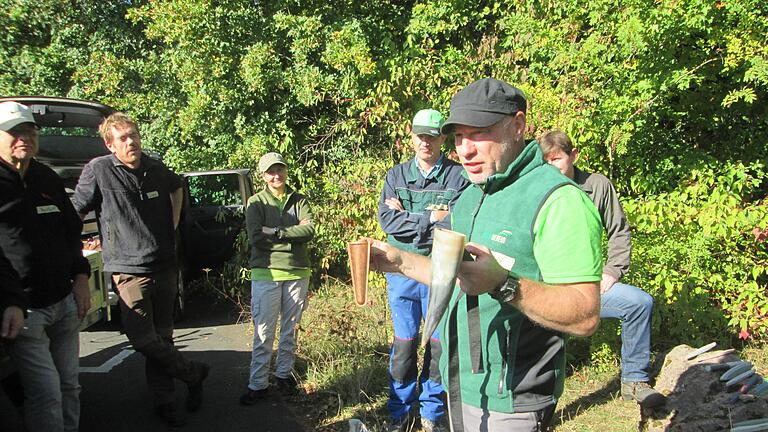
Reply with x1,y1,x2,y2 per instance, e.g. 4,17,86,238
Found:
0,294,308,432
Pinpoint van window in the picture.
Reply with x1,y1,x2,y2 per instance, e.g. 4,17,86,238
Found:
187,173,242,207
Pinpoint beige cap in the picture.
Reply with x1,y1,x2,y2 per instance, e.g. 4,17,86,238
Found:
258,152,287,173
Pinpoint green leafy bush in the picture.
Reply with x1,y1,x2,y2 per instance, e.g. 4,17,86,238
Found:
624,161,768,343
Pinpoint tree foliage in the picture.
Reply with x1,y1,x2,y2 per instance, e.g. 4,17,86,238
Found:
2,0,767,344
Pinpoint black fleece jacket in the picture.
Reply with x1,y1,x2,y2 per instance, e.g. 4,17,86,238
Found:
0,159,89,308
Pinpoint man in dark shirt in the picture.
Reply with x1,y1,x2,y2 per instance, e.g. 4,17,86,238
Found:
0,101,91,432
540,129,665,408
73,112,209,427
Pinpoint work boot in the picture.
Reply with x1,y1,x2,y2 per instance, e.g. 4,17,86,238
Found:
387,415,413,432
239,387,270,406
275,375,298,395
421,417,448,432
186,361,210,412
154,402,187,428
621,381,666,408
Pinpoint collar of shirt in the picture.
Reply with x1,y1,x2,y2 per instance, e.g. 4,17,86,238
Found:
417,154,444,179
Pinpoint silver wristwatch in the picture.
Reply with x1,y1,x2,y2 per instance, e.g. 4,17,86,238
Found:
490,273,520,303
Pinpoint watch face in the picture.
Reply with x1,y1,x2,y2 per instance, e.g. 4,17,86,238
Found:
491,274,518,302
500,275,519,301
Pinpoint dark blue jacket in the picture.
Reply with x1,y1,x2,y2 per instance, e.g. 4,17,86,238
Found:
378,156,470,255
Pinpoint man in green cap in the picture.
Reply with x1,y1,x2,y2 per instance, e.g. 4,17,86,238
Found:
377,108,470,431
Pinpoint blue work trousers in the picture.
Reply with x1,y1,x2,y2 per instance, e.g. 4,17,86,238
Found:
385,273,445,423
600,282,654,382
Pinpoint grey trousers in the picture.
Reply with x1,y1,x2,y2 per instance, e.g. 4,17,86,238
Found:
9,293,81,432
457,403,555,432
247,278,309,391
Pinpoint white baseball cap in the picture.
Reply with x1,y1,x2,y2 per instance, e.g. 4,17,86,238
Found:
0,101,37,132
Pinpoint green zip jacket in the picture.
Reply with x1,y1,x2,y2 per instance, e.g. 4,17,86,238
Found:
440,141,602,416
245,186,314,271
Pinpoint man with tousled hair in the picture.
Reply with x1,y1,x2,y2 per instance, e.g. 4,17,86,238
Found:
73,112,210,428
540,129,665,408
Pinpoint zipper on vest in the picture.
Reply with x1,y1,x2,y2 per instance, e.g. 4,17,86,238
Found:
467,191,486,239
498,329,508,395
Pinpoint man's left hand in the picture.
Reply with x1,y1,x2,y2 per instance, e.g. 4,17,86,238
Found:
457,243,508,296
72,274,91,319
1,306,24,339
600,273,618,294
384,197,404,212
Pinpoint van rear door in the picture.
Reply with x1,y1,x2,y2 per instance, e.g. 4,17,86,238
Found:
180,169,254,272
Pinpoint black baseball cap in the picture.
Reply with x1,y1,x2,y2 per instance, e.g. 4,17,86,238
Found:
441,78,527,134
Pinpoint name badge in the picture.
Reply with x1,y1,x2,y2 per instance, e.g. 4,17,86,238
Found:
425,203,449,211
491,251,516,271
36,205,60,214
146,191,160,199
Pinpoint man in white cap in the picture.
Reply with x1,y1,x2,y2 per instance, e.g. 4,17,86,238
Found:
370,79,604,431
0,101,91,432
377,109,470,432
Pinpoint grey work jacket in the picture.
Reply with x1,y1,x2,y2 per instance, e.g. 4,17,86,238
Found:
573,167,631,280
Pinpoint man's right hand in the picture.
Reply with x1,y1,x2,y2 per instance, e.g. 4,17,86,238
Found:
1,306,24,339
432,210,450,221
369,239,404,274
600,273,618,294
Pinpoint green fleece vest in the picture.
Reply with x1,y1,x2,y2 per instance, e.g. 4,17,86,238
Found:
439,141,573,414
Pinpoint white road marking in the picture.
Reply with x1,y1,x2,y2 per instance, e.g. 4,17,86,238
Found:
80,349,135,373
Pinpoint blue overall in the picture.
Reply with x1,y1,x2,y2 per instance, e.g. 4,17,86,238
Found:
377,156,469,423
386,273,445,422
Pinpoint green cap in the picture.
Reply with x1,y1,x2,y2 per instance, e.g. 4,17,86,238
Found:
411,109,445,137
258,152,287,173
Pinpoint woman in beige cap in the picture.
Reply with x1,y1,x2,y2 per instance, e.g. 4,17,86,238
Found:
240,152,314,405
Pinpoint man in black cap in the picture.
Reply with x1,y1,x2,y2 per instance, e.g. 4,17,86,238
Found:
370,78,604,431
